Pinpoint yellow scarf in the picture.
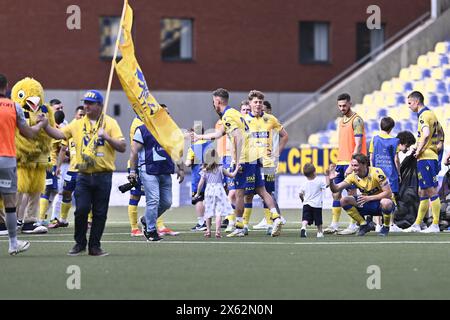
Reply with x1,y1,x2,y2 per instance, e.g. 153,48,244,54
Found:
77,113,104,171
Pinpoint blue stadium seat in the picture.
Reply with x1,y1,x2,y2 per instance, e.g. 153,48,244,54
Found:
440,55,449,66
364,122,369,134
326,121,337,131
422,69,431,78
396,94,405,105
437,81,447,94
319,135,329,145
404,122,414,132
378,109,387,118
370,121,379,132
404,82,413,91
444,68,450,78
428,94,439,107
441,95,450,104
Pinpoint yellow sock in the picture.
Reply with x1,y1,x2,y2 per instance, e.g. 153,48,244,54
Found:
235,220,244,229
88,211,93,223
243,204,252,225
264,208,273,225
415,197,430,225
128,204,138,230
39,197,49,220
382,214,391,227
331,200,341,224
430,196,441,225
342,205,365,225
156,217,165,230
60,201,72,221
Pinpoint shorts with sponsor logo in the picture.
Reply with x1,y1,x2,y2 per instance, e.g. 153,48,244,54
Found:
0,167,17,194
45,166,58,191
264,174,275,194
417,159,439,189
334,164,356,190
351,197,395,216
130,178,145,197
63,171,78,192
233,162,265,194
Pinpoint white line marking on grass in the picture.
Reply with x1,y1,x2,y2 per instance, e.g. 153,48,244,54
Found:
2,240,450,245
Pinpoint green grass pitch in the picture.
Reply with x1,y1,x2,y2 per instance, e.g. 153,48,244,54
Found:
1,207,450,300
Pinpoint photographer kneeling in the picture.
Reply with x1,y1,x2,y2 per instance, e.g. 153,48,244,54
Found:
129,123,184,242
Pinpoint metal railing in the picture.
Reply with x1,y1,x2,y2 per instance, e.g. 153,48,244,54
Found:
279,11,431,126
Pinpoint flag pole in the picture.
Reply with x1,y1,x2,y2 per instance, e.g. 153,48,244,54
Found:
103,0,128,114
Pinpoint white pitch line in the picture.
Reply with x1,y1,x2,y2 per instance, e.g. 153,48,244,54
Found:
1,239,450,245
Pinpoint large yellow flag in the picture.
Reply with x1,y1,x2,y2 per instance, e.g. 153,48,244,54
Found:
115,0,184,161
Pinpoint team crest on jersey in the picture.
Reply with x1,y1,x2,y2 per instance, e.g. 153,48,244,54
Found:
378,175,385,181
420,120,424,124
225,122,231,127
426,166,430,171
263,117,269,123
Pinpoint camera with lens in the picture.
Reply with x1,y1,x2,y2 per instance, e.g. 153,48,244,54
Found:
118,175,138,193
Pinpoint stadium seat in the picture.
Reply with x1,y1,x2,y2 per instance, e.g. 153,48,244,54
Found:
384,93,397,106
435,42,450,54
330,131,338,145
437,81,447,94
404,122,414,132
326,121,337,131
319,134,329,145
374,91,384,107
363,94,374,107
431,67,443,80
399,68,410,81
422,69,431,79
410,65,423,80
412,80,425,93
433,106,445,120
417,55,428,68
441,95,450,104
308,134,320,146
443,68,450,78
378,108,387,118
427,94,439,107
381,80,393,93
425,79,438,93
403,81,413,92
396,94,405,105
370,121,379,132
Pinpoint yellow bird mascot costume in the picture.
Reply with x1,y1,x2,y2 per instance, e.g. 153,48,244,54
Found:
11,78,55,234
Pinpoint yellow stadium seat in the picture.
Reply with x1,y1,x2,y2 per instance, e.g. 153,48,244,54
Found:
433,106,445,120
363,94,375,107
374,91,385,107
308,134,319,146
365,107,378,120
425,79,438,93
428,52,441,68
389,107,401,121
399,68,410,81
431,67,443,80
435,42,448,54
391,78,405,93
397,105,411,120
380,80,393,93
330,131,339,146
417,55,429,68
410,65,423,80
384,93,396,106
412,80,425,93
353,104,365,114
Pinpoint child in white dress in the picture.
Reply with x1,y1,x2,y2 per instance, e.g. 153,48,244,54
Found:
195,157,238,238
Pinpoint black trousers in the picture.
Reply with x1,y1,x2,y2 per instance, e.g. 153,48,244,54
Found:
74,172,112,249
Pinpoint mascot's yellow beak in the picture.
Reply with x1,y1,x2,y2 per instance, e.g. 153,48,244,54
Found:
26,96,41,111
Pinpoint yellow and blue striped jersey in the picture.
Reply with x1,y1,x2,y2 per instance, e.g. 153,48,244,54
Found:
245,112,283,168
417,107,439,161
220,106,260,163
